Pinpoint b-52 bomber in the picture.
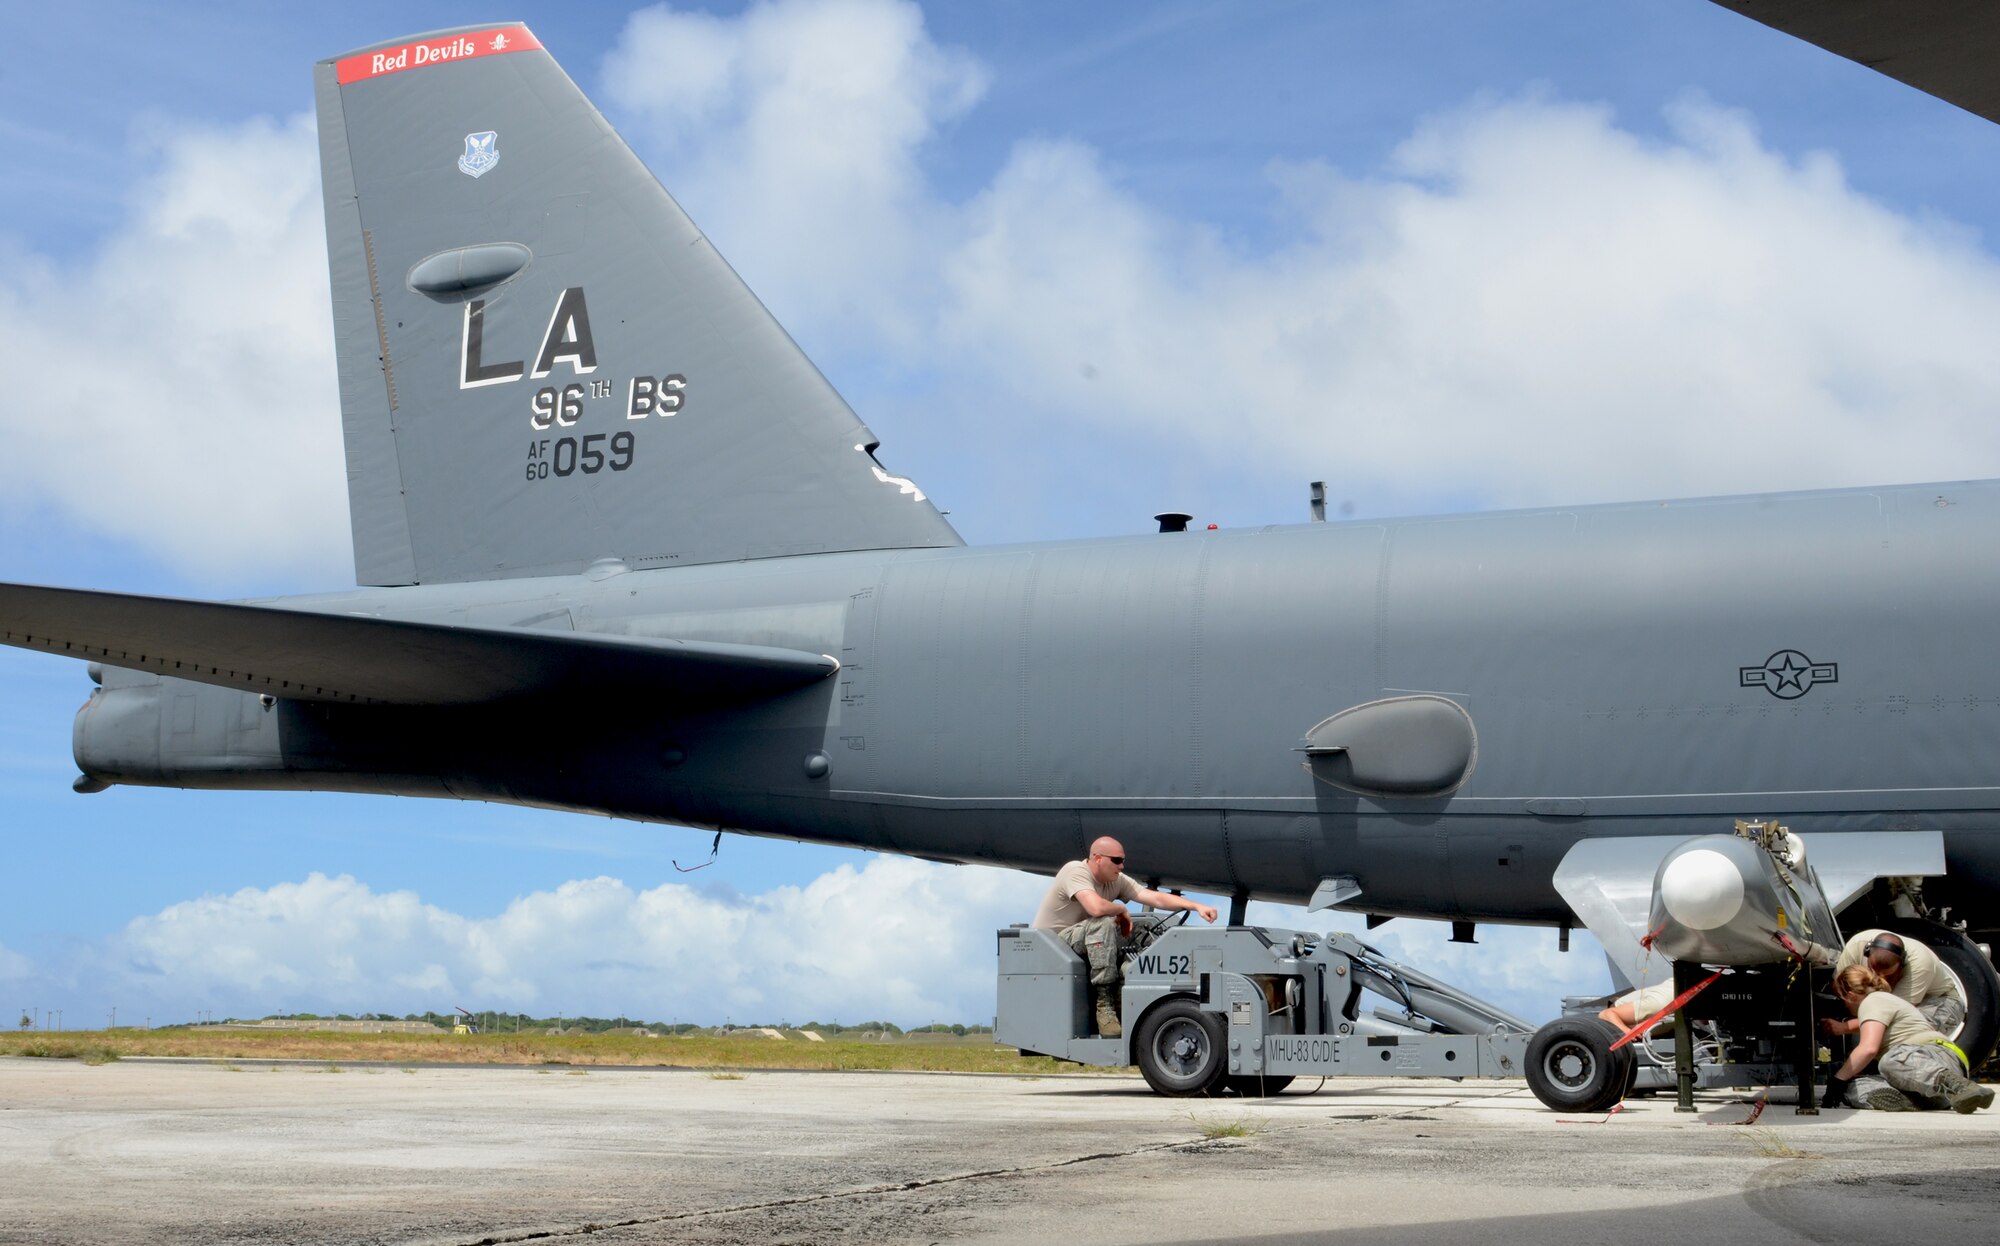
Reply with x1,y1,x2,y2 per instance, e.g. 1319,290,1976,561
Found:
3,8,1999,1062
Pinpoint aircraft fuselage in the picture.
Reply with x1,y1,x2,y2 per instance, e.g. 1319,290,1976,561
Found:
74,477,2000,934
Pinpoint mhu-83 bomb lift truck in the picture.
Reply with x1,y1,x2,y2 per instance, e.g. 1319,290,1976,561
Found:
996,919,1538,1098
996,822,2000,1108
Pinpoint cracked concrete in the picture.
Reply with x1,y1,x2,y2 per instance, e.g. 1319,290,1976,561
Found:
2,1057,1997,1244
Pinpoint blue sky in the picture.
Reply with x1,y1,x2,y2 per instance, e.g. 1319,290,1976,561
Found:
5,1,2000,1031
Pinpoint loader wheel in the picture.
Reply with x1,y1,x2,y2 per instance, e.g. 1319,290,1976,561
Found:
1133,998,1227,1097
1525,1017,1633,1113
1913,923,2000,1069
1223,1074,1295,1097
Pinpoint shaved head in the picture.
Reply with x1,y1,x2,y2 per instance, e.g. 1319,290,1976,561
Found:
1087,837,1127,886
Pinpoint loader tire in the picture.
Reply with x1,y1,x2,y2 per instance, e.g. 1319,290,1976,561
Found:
1133,998,1228,1097
1525,1017,1633,1113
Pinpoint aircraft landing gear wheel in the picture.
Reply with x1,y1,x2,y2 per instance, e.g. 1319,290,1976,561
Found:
1913,923,2000,1068
1223,1074,1294,1097
1133,998,1227,1097
1525,1017,1634,1112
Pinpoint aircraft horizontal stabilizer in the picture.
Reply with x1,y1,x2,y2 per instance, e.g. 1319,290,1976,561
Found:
1712,0,2000,125
0,582,836,707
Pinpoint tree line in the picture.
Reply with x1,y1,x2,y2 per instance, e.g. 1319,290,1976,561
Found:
241,1011,992,1035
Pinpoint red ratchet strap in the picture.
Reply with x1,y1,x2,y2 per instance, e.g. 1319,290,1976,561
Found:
1609,968,1726,1051
1557,1102,1627,1125
1727,1096,1768,1127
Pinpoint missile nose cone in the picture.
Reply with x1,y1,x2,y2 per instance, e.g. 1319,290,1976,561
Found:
1659,847,1746,930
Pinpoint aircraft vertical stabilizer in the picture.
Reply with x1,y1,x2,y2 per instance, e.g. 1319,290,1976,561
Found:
314,25,962,585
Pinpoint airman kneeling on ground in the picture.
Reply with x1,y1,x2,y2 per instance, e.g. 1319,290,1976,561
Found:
1821,964,1993,1112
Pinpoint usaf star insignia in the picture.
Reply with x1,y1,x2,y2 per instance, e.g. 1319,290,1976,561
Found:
1740,649,1838,700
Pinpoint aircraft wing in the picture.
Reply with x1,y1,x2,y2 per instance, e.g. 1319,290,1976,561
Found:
0,582,837,707
1711,0,2000,125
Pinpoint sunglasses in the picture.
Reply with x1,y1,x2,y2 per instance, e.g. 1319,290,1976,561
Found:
1098,854,1125,865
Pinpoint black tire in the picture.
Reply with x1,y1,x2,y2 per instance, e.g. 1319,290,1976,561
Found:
1911,923,2000,1068
1222,1074,1295,1097
1525,1017,1634,1113
1132,998,1228,1097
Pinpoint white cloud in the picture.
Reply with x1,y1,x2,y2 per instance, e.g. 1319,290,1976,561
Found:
38,863,1603,1028
0,940,31,981
88,860,1048,1025
604,0,986,352
0,112,347,580
602,2,2000,513
940,93,2000,512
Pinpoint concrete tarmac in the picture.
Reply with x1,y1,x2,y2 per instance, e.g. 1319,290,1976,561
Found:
4,1057,1999,1244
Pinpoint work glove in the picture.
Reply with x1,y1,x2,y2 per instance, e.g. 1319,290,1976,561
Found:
1820,1075,1850,1110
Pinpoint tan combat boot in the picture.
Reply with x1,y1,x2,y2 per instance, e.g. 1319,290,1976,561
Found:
1863,1085,1919,1111
1939,1071,1995,1114
1094,985,1122,1038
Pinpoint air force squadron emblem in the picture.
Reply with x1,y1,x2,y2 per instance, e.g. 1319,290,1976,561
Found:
458,131,499,178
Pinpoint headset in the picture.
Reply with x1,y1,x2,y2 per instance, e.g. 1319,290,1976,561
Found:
1866,935,1906,962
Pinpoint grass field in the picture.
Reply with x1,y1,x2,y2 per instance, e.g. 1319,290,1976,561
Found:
0,1028,1105,1075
